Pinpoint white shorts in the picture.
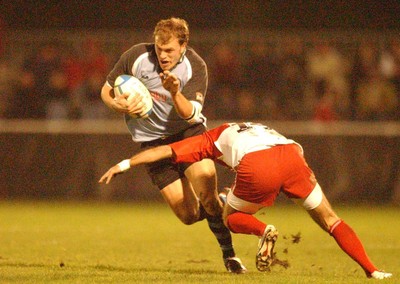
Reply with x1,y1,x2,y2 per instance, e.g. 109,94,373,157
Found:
227,190,264,214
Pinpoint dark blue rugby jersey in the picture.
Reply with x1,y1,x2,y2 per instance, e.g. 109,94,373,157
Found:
106,43,208,142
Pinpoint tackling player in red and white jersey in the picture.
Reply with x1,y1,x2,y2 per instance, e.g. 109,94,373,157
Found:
99,122,392,279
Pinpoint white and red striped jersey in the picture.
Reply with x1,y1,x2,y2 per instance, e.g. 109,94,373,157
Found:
170,122,301,169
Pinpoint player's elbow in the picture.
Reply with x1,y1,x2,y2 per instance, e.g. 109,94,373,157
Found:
100,83,114,105
185,101,204,124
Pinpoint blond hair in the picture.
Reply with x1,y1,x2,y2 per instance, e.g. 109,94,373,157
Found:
153,17,189,45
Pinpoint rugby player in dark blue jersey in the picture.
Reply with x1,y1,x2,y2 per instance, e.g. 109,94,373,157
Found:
100,17,245,273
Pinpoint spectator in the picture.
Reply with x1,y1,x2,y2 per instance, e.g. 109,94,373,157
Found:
242,41,283,119
7,70,46,119
25,43,63,92
0,16,5,57
204,85,236,120
356,70,398,120
279,37,308,120
380,38,400,119
63,37,112,119
235,89,258,120
208,41,242,91
313,80,338,121
46,69,72,119
81,36,110,79
350,41,381,120
0,60,16,118
63,47,86,96
306,39,351,120
243,41,283,91
23,43,67,119
73,71,111,119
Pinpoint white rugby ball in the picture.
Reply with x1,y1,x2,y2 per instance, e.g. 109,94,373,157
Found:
114,75,153,119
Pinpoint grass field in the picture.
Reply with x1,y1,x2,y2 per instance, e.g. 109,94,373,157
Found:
0,201,398,283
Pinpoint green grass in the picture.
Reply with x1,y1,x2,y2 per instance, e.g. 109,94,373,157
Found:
0,201,398,283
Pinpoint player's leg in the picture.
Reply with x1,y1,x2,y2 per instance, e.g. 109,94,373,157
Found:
160,177,200,224
223,196,267,235
143,151,201,224
184,159,246,273
222,149,281,271
184,158,221,216
302,184,392,279
223,194,278,272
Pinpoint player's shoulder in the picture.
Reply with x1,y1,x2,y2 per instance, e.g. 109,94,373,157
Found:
185,46,206,64
121,43,155,60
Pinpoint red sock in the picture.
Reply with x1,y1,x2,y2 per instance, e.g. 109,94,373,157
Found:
330,220,377,274
226,211,266,236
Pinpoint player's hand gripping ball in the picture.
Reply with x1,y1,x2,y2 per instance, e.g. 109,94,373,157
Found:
114,75,153,119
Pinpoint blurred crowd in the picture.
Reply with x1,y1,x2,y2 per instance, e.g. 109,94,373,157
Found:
1,31,399,121
205,36,400,121
0,37,116,120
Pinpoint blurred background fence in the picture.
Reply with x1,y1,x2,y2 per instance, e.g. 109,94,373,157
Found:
1,120,399,204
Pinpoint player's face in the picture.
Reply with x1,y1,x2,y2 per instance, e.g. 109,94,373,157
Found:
155,36,186,71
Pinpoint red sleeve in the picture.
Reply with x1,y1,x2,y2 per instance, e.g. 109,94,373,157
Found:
169,131,221,163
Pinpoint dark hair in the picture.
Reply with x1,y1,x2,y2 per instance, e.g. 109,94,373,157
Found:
153,17,189,45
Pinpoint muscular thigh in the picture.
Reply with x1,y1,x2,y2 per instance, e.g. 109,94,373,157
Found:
185,158,220,215
160,177,199,224
185,159,217,196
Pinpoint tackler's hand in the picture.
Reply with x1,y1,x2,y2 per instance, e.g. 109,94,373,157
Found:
98,164,124,185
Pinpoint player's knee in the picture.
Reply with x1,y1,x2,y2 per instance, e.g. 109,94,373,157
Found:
196,168,216,181
201,197,222,216
175,208,199,225
179,214,198,225
192,159,216,178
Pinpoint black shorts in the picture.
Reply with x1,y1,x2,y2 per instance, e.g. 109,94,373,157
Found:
140,123,207,190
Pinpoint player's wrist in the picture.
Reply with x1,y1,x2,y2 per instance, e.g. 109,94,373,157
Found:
117,159,131,172
169,89,179,96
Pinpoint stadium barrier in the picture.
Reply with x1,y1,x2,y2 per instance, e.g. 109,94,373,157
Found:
1,119,399,204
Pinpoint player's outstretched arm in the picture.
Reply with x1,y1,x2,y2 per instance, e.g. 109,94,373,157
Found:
98,145,173,184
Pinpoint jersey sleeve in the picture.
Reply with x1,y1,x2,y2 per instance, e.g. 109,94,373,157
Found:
181,47,208,106
169,131,220,163
106,43,152,87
